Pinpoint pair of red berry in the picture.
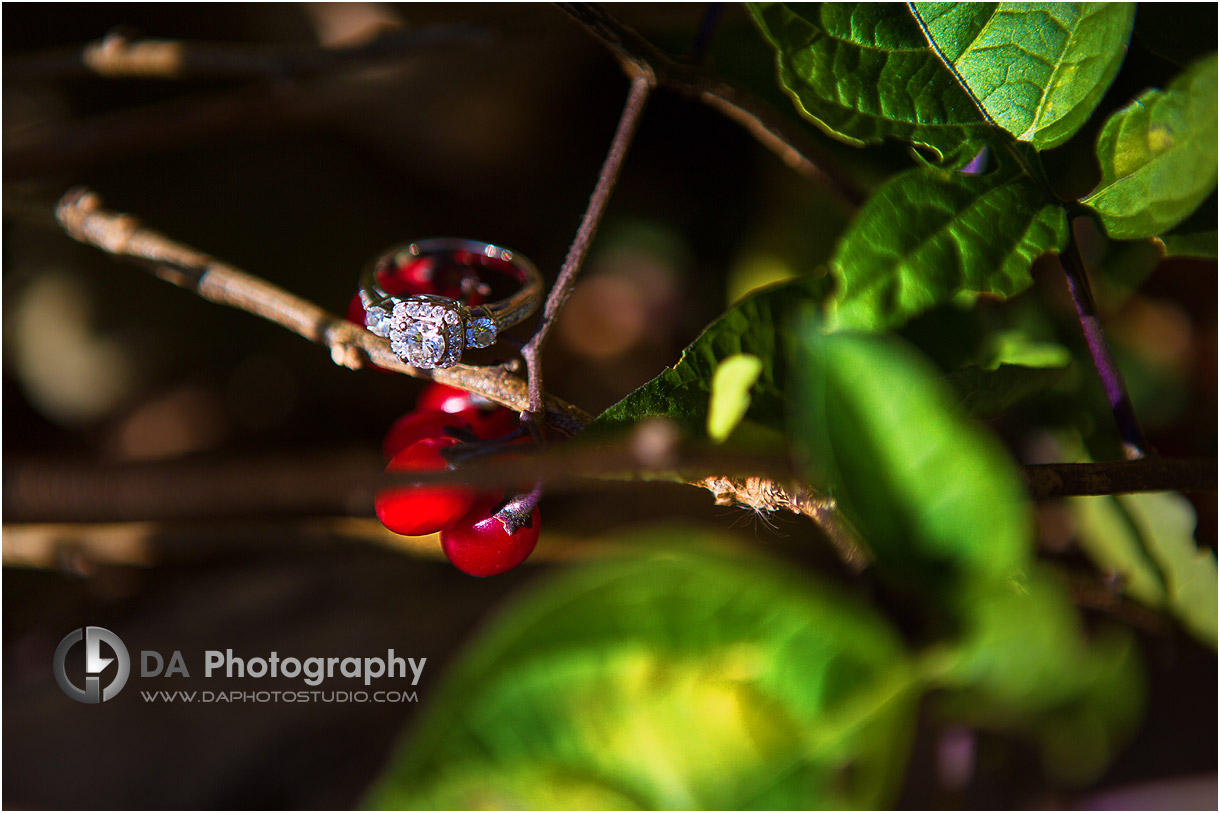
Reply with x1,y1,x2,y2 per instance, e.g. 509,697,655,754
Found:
373,382,540,578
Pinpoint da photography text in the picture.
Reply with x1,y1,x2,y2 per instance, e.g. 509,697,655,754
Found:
54,626,426,705
143,648,426,686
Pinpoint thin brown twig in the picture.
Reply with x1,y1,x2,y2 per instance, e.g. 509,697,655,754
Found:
521,72,653,415
3,26,491,81
54,187,591,437
555,3,866,209
3,27,497,181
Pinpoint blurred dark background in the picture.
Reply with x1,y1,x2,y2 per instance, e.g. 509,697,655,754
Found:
3,3,1215,809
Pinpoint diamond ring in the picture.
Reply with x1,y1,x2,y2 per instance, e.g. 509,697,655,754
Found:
359,239,542,369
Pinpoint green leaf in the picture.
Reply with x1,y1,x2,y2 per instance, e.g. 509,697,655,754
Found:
1073,491,1218,648
985,329,1073,369
365,533,920,810
585,274,831,440
911,3,1135,150
748,2,991,165
706,354,765,442
789,322,1033,583
937,568,1145,784
1083,53,1219,240
1152,230,1218,258
941,329,1072,417
827,161,1068,331
943,362,1068,418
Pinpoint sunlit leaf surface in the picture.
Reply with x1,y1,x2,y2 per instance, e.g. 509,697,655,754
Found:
1084,53,1218,239
912,3,1135,149
365,535,918,810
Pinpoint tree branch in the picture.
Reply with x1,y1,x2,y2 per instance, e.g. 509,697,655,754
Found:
521,73,652,415
6,444,1213,525
54,187,591,437
555,3,865,209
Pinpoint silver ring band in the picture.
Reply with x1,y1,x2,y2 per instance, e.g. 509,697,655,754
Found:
359,238,542,369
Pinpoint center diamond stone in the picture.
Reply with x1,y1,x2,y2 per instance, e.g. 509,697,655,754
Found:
389,296,466,369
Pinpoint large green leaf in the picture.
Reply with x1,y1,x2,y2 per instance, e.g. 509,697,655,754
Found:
826,161,1067,331
911,3,1135,150
749,2,991,165
1073,490,1218,648
365,532,920,810
1083,53,1219,240
788,322,1033,583
585,274,830,440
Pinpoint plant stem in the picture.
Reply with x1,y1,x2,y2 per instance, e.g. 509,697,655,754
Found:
689,4,726,63
520,72,653,416
557,3,865,209
1061,221,1150,460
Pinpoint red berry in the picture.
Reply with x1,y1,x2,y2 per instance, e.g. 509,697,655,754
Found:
379,257,436,296
417,383,518,440
417,382,484,414
346,291,369,327
382,410,473,460
375,437,475,536
440,495,541,577
461,407,519,440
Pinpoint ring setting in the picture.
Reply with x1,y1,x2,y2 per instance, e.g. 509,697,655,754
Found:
359,239,540,369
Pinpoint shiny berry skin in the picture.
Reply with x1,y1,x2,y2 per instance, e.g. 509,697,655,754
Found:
417,383,518,440
382,410,473,460
440,496,541,577
382,257,436,295
417,382,487,414
461,406,519,440
346,291,370,328
379,256,487,304
375,437,475,536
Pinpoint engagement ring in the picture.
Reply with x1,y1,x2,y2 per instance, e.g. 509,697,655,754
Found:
359,238,542,369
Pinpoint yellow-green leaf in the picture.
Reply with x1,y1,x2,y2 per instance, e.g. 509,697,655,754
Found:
707,354,764,442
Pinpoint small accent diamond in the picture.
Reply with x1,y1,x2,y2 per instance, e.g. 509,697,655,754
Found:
364,307,390,338
466,317,497,349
